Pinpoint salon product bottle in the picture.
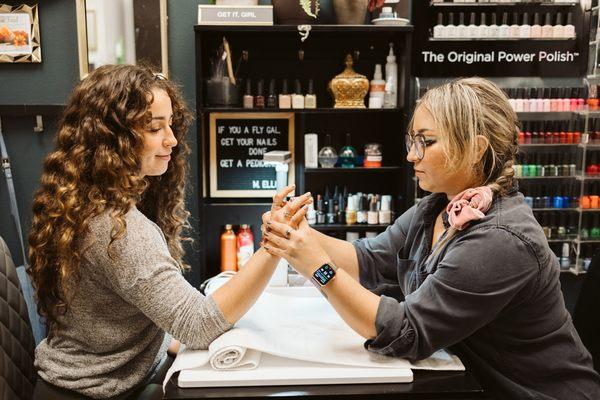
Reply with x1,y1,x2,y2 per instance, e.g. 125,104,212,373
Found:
488,13,499,38
326,197,336,224
444,12,457,38
520,13,531,38
316,194,326,224
267,78,277,108
338,194,346,225
477,12,488,38
369,64,385,104
356,195,368,224
292,79,304,109
383,43,398,108
367,195,379,225
531,13,542,38
498,12,510,38
541,13,553,38
220,224,237,272
243,79,254,109
307,202,316,225
433,13,445,38
564,12,575,39
560,242,570,270
305,79,317,108
254,79,265,108
510,12,520,38
467,12,478,38
456,12,467,38
278,79,292,109
318,134,338,168
236,224,254,270
553,12,564,38
339,133,357,168
379,195,392,225
346,195,357,225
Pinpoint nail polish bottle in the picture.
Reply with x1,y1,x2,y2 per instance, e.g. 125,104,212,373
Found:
580,216,590,239
573,119,581,144
243,79,254,109
379,195,392,225
528,88,537,112
326,197,336,224
367,195,379,225
477,12,488,38
543,184,552,208
515,88,524,112
524,192,534,207
553,188,564,209
254,79,265,108
467,12,478,38
488,13,499,38
568,215,578,239
592,215,600,239
566,120,574,144
507,88,517,111
520,13,531,39
587,152,599,176
357,195,368,224
542,87,551,112
445,12,457,38
560,243,570,270
307,202,316,225
267,79,277,108
564,12,575,39
518,128,525,145
338,193,346,225
542,12,553,38
278,79,292,109
553,12,564,39
561,88,570,112
523,87,531,112
510,12,520,38
557,214,567,239
545,122,554,144
552,122,560,144
559,122,567,145
316,194,325,224
456,12,467,38
550,88,560,112
576,87,585,111
499,12,510,38
305,79,317,109
541,214,551,239
434,13,445,39
531,13,542,39
292,79,304,109
346,196,356,225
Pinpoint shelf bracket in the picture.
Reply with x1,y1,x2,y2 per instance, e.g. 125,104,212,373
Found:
33,115,43,133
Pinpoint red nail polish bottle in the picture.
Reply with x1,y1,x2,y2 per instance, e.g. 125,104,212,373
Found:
587,152,599,176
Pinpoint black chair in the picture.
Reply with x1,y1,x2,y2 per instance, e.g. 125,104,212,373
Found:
573,248,600,374
0,236,166,400
0,236,37,400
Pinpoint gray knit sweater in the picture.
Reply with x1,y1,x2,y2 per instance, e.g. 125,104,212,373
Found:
35,207,232,399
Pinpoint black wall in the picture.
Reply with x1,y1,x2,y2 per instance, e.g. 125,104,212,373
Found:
0,0,586,310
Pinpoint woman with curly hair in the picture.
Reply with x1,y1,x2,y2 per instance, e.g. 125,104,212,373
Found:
262,77,600,399
29,64,309,399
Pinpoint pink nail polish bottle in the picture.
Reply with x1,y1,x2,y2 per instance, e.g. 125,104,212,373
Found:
542,87,551,112
515,88,524,112
523,88,531,112
561,88,570,112
550,88,560,112
570,88,579,111
529,88,538,112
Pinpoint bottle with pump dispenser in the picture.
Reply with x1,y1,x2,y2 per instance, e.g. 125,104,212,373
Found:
383,43,397,109
369,64,385,109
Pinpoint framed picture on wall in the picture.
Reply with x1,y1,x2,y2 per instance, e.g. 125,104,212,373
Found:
0,4,41,63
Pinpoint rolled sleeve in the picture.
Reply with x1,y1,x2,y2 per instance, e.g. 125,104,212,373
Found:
365,227,539,361
352,205,416,289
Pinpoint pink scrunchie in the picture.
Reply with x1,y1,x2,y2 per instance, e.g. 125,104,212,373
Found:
446,186,494,231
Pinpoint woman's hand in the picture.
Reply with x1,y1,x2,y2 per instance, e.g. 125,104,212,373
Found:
261,217,330,279
260,185,312,244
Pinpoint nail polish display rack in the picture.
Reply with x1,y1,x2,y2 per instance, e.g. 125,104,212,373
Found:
195,25,415,279
413,0,588,76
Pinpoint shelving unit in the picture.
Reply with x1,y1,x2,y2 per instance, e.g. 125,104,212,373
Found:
195,25,414,279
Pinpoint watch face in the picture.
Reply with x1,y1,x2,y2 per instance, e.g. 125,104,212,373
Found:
313,263,336,286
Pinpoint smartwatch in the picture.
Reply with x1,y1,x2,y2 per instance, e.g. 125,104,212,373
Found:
312,262,338,287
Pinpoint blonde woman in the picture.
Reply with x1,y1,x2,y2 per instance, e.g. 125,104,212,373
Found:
262,78,600,399
28,64,309,399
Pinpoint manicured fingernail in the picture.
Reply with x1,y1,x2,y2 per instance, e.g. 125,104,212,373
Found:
305,192,311,196
264,246,270,251
266,221,271,225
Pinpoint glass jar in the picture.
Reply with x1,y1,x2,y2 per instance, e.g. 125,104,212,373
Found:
364,143,382,168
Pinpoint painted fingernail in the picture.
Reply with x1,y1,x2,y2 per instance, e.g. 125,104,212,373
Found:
266,221,271,225
264,246,270,251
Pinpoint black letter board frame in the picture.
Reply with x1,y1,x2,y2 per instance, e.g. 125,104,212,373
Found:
209,112,295,198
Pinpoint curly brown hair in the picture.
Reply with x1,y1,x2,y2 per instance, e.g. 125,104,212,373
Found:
28,64,193,337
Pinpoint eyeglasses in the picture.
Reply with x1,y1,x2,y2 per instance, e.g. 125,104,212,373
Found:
153,72,167,81
405,133,437,160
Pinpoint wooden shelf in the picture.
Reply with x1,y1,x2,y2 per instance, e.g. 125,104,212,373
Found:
311,224,390,232
199,107,402,114
305,167,401,173
0,104,64,116
195,25,413,33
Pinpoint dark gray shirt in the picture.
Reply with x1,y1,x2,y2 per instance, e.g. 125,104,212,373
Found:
353,190,600,400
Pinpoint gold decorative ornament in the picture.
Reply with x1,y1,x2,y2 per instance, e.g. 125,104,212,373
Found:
329,54,369,109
